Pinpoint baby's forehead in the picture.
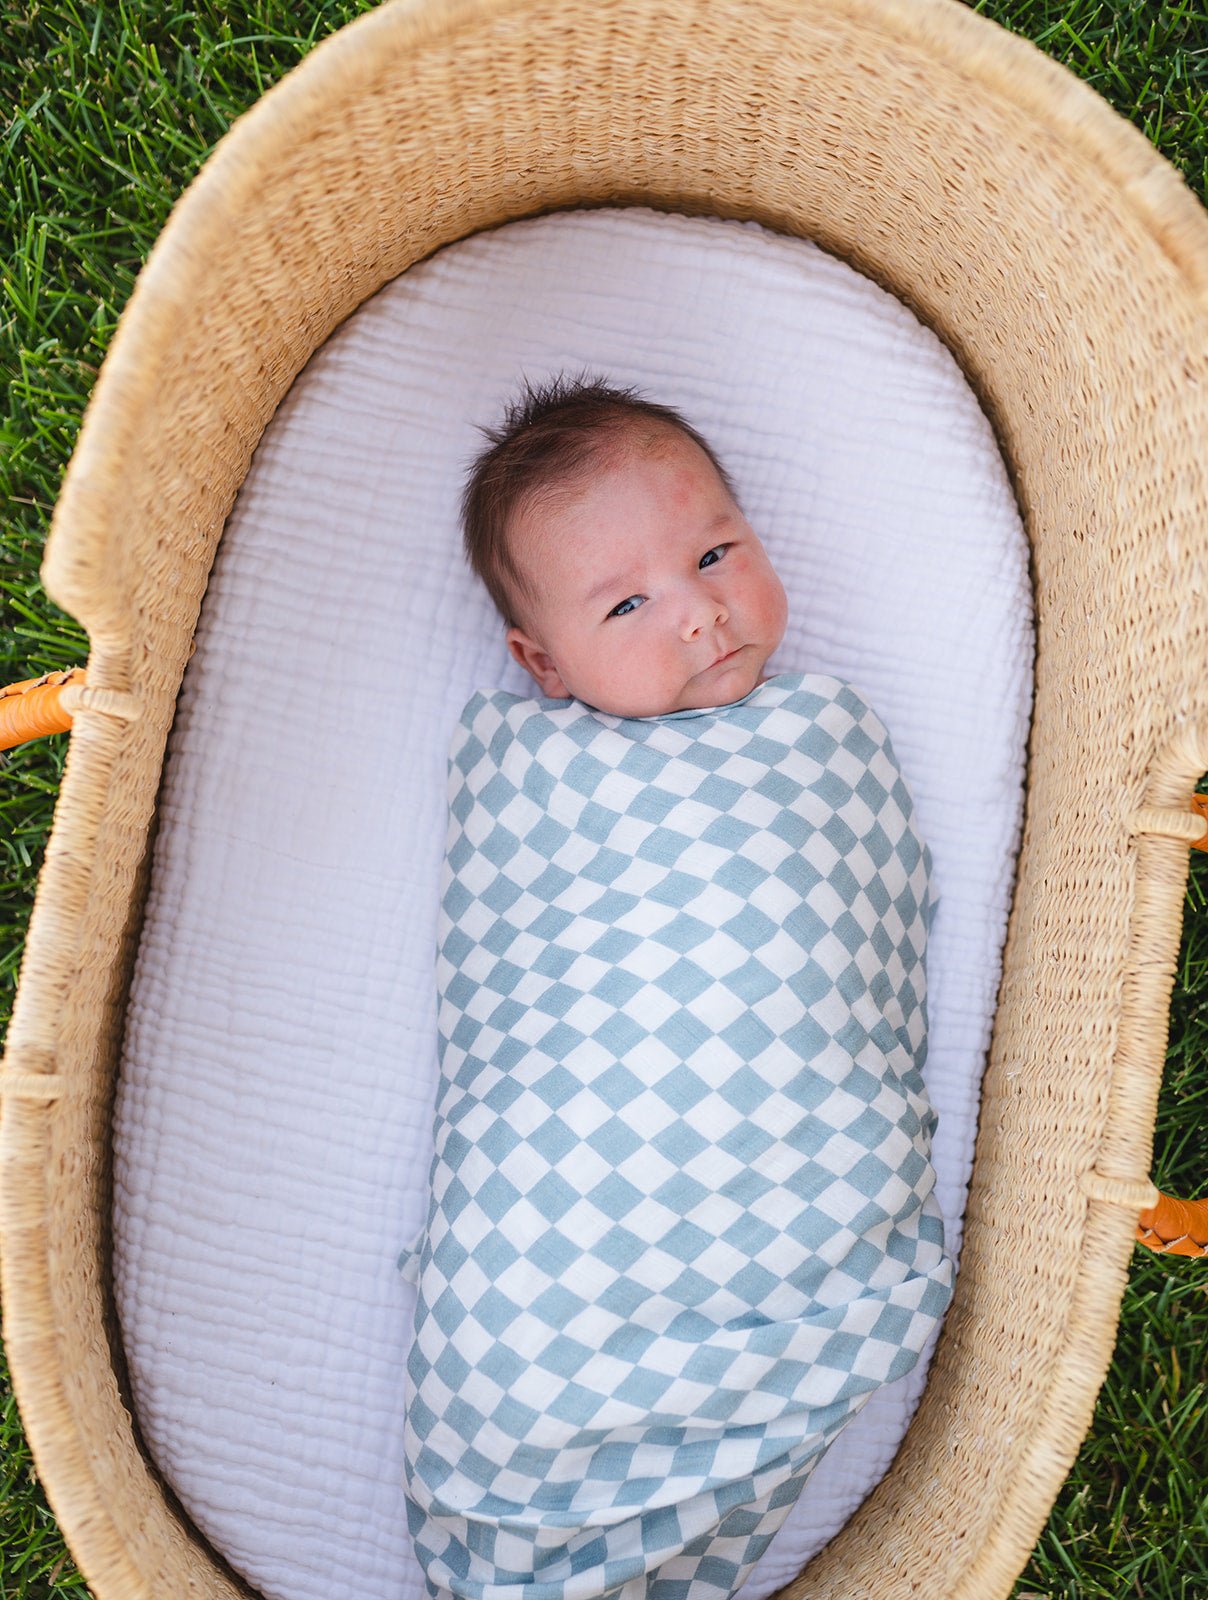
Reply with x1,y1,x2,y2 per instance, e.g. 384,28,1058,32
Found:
503,422,729,613
512,427,700,540
526,423,715,514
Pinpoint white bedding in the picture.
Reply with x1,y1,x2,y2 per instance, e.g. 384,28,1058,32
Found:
113,206,1033,1600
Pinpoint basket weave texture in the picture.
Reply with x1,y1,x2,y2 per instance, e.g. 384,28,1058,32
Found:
3,1,1208,1597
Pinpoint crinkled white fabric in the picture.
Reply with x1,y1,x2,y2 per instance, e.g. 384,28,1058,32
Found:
112,207,1033,1600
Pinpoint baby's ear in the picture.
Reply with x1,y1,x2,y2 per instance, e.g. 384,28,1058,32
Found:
506,628,569,699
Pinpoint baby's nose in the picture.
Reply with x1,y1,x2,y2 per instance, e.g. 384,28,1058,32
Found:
681,597,729,641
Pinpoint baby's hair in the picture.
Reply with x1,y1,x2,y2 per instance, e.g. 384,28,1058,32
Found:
461,374,738,630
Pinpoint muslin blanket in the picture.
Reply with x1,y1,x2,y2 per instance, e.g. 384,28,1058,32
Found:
401,671,956,1600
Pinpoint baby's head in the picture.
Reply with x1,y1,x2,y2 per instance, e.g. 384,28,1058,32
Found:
462,376,788,718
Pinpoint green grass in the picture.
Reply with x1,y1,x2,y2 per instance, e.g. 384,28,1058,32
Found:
1,1,1206,1596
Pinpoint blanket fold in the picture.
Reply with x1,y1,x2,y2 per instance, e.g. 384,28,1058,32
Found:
402,672,954,1600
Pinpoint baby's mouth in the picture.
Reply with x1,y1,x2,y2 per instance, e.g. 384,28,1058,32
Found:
709,645,746,669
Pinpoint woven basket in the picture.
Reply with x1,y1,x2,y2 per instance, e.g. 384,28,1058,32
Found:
3,0,1208,1596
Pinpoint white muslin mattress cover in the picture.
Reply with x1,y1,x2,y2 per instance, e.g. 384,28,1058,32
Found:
113,207,1034,1600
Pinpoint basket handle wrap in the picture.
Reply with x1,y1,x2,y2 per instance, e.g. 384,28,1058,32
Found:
1190,792,1208,852
0,669,86,750
0,669,138,751
1136,1193,1208,1257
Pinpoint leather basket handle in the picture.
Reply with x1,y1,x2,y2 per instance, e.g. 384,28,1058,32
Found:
0,668,85,750
1136,1192,1208,1258
0,668,136,750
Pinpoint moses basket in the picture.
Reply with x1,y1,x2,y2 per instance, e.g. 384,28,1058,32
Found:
3,0,1208,1596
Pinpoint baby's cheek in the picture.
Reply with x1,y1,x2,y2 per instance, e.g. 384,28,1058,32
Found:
762,568,790,632
633,642,677,700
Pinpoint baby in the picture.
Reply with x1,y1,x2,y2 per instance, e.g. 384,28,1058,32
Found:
466,379,788,719
402,377,954,1600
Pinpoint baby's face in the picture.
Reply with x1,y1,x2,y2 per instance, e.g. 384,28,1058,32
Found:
505,431,788,718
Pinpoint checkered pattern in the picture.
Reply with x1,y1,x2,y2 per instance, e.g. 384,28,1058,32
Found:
402,672,954,1600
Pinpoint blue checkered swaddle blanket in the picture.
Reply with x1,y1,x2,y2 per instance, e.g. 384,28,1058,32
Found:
402,671,954,1600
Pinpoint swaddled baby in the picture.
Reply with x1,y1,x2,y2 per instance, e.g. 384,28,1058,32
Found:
401,377,955,1600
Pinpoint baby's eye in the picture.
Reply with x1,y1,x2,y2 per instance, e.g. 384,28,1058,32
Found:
608,595,644,619
699,544,729,569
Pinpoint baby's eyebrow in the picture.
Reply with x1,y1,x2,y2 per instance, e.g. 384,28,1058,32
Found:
582,570,633,607
581,513,735,608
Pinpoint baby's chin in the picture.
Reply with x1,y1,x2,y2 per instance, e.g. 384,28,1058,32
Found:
680,650,768,710
636,652,769,717
553,648,773,718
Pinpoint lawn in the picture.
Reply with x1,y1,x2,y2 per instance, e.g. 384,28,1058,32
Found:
2,2,1206,1597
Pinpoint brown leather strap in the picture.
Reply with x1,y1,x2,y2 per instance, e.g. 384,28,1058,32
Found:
1136,1192,1208,1258
0,668,85,750
1190,791,1208,850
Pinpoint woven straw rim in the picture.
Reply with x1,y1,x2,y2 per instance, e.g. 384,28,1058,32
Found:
3,3,1208,1599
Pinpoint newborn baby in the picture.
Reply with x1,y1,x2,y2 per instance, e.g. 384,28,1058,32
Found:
401,377,955,1600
